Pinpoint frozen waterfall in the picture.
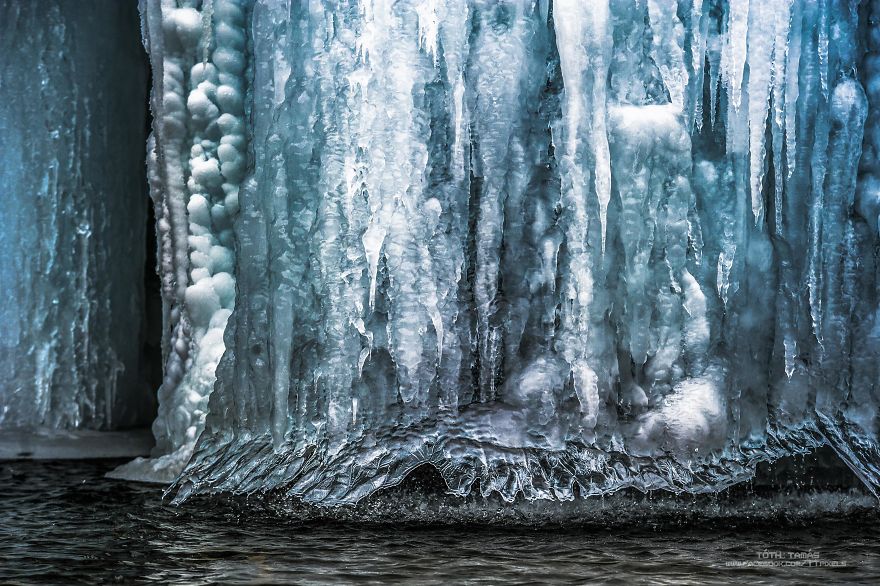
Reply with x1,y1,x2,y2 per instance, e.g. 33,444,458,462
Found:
2,0,879,507
154,0,880,505
0,1,152,432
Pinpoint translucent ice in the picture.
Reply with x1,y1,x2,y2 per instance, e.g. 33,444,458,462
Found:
126,0,880,505
0,1,150,431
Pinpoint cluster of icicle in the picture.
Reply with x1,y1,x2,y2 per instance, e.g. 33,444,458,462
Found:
127,0,880,505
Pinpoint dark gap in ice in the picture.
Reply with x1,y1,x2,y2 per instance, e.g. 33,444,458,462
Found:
140,185,162,418
139,54,162,428
115,1,160,431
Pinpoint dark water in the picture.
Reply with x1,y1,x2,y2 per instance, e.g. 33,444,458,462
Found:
1,460,879,585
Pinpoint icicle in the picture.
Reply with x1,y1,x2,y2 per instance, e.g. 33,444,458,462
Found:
722,0,749,112
554,0,612,252
648,0,688,111
415,0,439,64
818,0,829,100
745,0,786,225
770,0,793,233
201,0,214,65
691,0,710,131
708,29,722,129
784,1,801,181
362,224,385,311
592,5,612,254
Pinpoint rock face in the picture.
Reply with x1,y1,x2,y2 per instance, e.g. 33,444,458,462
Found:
0,0,150,431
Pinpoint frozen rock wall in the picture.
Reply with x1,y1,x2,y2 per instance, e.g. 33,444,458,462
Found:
0,1,151,430
138,0,879,505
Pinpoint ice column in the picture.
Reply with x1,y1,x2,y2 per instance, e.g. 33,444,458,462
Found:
112,0,247,482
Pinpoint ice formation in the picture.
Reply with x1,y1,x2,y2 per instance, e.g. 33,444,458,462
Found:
130,0,877,505
112,0,247,482
0,1,151,431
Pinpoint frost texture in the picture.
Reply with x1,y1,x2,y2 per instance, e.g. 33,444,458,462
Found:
0,1,150,430
152,0,880,505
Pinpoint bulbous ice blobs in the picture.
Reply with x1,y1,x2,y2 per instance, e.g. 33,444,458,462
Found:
620,383,649,412
210,203,229,226
212,272,235,309
191,267,210,282
503,357,566,427
173,405,193,435
210,308,233,330
694,158,718,187
218,150,245,183
571,362,600,432
185,389,202,407
216,113,242,135
167,359,183,382
156,216,171,236
216,84,242,112
632,364,727,458
187,88,220,122
209,245,233,275
213,47,245,75
222,184,240,215
191,158,223,189
185,279,221,330
199,326,228,363
191,62,219,86
187,194,212,227
168,7,202,50
215,22,245,50
188,234,213,265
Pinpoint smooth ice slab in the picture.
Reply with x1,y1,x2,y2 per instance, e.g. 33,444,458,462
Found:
0,429,154,461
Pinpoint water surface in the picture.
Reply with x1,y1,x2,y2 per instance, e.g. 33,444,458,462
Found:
1,460,878,584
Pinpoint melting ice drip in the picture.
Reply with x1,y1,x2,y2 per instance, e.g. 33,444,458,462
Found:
142,0,879,504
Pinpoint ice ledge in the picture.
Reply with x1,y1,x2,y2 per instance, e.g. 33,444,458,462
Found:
167,418,878,507
107,443,195,485
0,428,154,461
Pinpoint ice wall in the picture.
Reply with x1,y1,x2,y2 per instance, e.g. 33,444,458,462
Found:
0,1,151,430
144,0,879,505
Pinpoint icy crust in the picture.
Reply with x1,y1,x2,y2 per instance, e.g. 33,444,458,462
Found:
171,418,837,506
171,0,880,506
